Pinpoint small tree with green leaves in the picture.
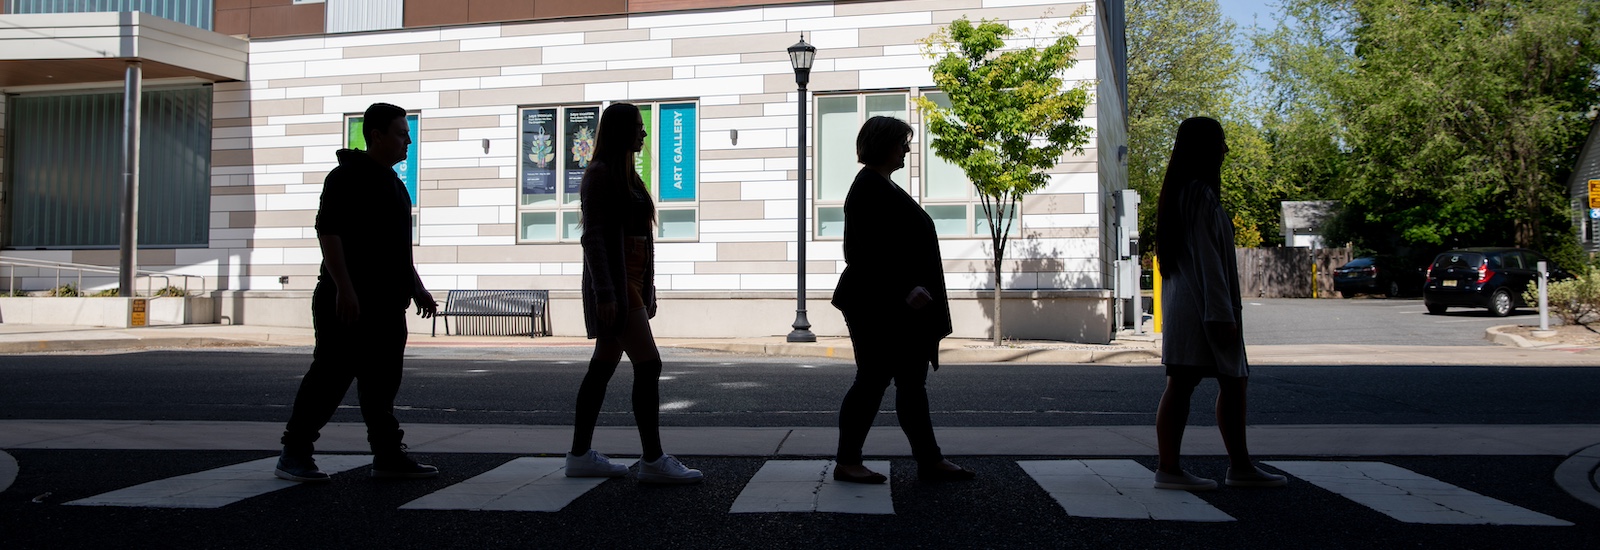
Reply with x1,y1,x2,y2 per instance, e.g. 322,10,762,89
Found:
917,16,1094,345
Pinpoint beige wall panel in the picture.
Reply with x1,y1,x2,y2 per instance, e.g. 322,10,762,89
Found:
345,41,461,58
419,189,458,207
423,167,501,180
694,261,834,274
1022,227,1098,239
805,71,861,93
228,211,256,228
284,122,342,136
699,182,741,201
422,49,543,71
700,103,764,119
439,90,461,108
420,129,459,141
458,244,582,262
584,29,651,43
246,210,318,228
857,24,943,47
242,265,322,276
70,250,120,266
139,250,178,266
1022,193,1085,215
476,275,580,289
414,246,460,263
700,148,788,160
250,98,308,117
382,67,503,82
433,178,515,190
266,74,380,88
422,115,502,130
304,98,324,114
214,117,258,127
698,200,764,221
215,186,284,196
362,81,423,94
672,34,794,57
738,93,788,104
250,238,322,248
501,18,626,36
716,242,786,261
1054,159,1096,173
739,51,788,63
478,224,517,236
541,67,674,86
838,0,979,16
460,85,582,107
214,147,302,166
933,4,1088,25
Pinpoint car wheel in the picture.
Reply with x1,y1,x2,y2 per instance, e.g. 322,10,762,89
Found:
1426,304,1447,315
1386,281,1401,298
1490,289,1513,317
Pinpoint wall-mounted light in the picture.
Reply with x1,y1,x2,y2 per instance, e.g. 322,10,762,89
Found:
482,138,491,154
730,129,739,146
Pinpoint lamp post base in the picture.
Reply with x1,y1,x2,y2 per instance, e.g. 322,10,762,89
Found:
787,309,816,343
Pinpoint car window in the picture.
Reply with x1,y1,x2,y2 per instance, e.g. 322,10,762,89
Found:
1432,253,1483,269
1500,252,1523,269
1486,254,1503,269
1342,258,1373,268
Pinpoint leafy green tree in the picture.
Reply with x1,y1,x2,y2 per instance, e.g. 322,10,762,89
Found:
1267,0,1600,269
1126,0,1242,254
916,16,1093,345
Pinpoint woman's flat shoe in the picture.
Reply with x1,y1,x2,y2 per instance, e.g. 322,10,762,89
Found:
917,463,976,481
1154,470,1217,491
832,468,887,484
1225,466,1288,488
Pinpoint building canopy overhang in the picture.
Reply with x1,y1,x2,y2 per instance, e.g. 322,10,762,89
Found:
0,12,247,91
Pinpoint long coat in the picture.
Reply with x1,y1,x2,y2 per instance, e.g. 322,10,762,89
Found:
831,167,953,362
1160,179,1248,377
579,161,656,339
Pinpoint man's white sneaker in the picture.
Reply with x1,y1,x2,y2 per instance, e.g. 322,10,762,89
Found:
638,454,703,484
565,450,628,478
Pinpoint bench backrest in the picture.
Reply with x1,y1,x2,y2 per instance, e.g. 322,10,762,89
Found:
442,290,547,315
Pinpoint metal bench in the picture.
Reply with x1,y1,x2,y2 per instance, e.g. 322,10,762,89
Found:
431,289,550,338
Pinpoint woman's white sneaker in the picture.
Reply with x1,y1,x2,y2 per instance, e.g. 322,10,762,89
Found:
638,454,703,484
565,450,628,478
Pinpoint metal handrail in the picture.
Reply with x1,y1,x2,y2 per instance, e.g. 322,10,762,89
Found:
0,255,206,297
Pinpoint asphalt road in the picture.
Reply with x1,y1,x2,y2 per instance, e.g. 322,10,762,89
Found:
1,349,1597,427
1240,297,1531,346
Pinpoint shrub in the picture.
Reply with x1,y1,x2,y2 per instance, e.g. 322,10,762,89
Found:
1524,267,1600,325
153,285,187,297
92,288,120,297
47,283,80,297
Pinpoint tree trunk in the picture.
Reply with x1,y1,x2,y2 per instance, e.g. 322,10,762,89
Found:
992,249,1003,347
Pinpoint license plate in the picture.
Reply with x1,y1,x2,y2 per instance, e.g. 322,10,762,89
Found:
1442,280,1457,287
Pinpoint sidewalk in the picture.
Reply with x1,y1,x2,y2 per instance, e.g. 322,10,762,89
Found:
5,321,1600,365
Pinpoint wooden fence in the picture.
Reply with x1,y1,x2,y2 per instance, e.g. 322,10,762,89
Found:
1236,246,1353,298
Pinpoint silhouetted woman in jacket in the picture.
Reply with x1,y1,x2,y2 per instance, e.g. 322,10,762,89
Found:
830,116,974,484
565,102,701,484
1153,116,1285,491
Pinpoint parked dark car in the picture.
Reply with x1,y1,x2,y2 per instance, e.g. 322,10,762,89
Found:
1334,256,1425,298
1423,248,1569,316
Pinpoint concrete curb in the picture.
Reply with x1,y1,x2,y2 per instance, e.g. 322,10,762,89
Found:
0,337,268,354
1485,325,1537,348
1555,442,1600,511
667,342,1161,364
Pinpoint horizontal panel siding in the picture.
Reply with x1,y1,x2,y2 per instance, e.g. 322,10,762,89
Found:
5,0,214,30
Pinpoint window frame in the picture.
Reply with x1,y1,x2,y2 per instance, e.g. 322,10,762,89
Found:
342,111,421,245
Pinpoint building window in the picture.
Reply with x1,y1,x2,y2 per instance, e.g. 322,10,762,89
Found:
518,101,699,243
813,90,1016,240
344,112,420,244
815,93,908,238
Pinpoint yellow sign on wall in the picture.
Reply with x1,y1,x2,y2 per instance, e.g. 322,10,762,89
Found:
1589,179,1600,209
130,298,148,327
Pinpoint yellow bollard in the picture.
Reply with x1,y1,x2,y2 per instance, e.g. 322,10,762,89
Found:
1152,256,1162,333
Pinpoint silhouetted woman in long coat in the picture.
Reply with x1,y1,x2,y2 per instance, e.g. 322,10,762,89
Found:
1153,116,1285,491
830,116,973,484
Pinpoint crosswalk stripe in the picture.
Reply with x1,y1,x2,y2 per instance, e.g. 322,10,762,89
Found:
400,457,616,512
1019,460,1234,522
65,455,372,509
1265,461,1572,526
729,460,893,515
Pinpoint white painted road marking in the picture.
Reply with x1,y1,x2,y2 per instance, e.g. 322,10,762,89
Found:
66,455,372,509
730,460,893,515
401,457,618,512
0,450,16,494
1019,460,1234,522
1266,461,1571,526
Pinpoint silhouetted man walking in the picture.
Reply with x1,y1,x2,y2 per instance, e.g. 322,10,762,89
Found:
275,102,440,482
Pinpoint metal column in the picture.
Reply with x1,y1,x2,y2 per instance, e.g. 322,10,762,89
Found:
118,61,141,296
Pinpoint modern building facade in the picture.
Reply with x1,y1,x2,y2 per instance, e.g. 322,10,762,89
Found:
0,0,1130,343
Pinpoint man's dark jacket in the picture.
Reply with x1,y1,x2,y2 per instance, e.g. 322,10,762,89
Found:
314,149,416,312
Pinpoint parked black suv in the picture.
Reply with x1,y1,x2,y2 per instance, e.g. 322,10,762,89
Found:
1334,256,1425,298
1423,248,1568,316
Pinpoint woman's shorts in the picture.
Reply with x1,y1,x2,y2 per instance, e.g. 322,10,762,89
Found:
624,236,649,311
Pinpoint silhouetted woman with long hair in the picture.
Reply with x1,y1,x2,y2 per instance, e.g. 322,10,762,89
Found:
1152,116,1285,491
565,102,701,484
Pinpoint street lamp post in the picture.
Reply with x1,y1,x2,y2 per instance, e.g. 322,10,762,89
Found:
787,35,817,343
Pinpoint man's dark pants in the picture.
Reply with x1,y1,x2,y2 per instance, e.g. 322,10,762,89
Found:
281,283,408,455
